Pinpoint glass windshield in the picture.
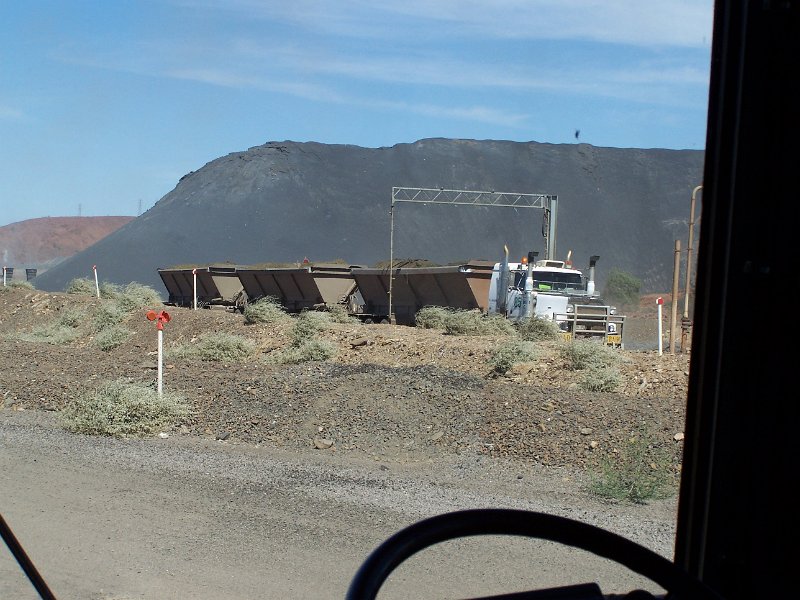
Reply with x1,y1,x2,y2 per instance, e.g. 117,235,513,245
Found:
1,2,713,599
512,271,585,291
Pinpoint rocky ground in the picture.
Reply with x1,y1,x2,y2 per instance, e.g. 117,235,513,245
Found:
0,286,690,477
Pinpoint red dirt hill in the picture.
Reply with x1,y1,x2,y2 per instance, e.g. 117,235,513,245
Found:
0,216,134,270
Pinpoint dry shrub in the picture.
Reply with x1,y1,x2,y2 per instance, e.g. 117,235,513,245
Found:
415,306,452,329
588,427,676,504
16,307,86,345
290,311,331,343
244,297,289,324
560,339,618,371
326,304,357,324
443,310,515,337
115,282,163,312
66,278,96,295
58,308,86,328
489,340,538,374
18,322,81,345
7,280,35,290
267,312,338,364
99,281,122,299
170,332,255,362
580,366,621,392
268,338,337,365
94,324,133,351
516,317,561,341
92,302,126,332
63,380,190,437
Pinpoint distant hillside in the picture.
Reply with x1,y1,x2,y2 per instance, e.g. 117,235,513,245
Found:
33,139,703,294
1,216,134,274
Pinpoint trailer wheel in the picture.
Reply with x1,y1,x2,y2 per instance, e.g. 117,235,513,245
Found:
363,317,374,325
378,318,390,325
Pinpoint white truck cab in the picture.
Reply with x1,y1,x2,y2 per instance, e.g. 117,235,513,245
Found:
488,260,590,321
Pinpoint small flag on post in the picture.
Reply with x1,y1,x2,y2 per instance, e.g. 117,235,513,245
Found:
146,310,171,396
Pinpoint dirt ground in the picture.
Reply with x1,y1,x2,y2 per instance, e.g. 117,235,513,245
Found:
0,287,689,471
0,286,692,598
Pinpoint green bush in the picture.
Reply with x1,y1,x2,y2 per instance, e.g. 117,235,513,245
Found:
244,297,289,324
66,278,96,295
603,269,641,307
560,340,618,371
268,338,337,365
17,306,86,345
94,324,133,351
326,304,357,324
588,428,675,504
516,317,561,341
58,308,86,328
115,282,162,312
266,312,338,364
18,322,81,345
63,380,190,437
415,306,452,329
580,366,621,392
170,332,255,362
7,280,35,290
290,311,331,344
443,310,516,337
92,302,126,332
99,281,122,299
489,340,538,374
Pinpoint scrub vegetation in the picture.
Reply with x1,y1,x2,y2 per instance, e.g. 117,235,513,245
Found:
170,332,255,362
489,340,538,374
63,380,190,437
588,427,675,504
243,297,289,324
267,312,337,364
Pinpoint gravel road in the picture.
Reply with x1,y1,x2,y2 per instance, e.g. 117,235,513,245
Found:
2,411,678,599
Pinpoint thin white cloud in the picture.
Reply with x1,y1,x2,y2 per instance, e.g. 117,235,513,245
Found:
176,0,713,48
228,37,708,108
0,104,23,119
365,98,528,127
53,43,526,128
165,68,340,101
167,66,528,127
50,0,710,133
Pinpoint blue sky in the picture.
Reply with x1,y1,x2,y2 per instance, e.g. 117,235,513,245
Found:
0,1,713,228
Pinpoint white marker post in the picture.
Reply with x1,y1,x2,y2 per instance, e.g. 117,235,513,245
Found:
93,265,100,299
146,310,171,396
2,266,6,287
192,268,197,311
656,296,664,356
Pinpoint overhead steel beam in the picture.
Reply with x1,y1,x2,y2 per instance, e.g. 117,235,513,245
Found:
389,186,557,320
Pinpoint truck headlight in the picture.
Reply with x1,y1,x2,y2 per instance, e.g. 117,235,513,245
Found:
566,305,574,313
609,306,617,315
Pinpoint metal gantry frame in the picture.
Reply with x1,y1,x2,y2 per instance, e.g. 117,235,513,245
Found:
389,187,558,320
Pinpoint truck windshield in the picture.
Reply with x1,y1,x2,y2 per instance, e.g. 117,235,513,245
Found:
512,271,584,291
